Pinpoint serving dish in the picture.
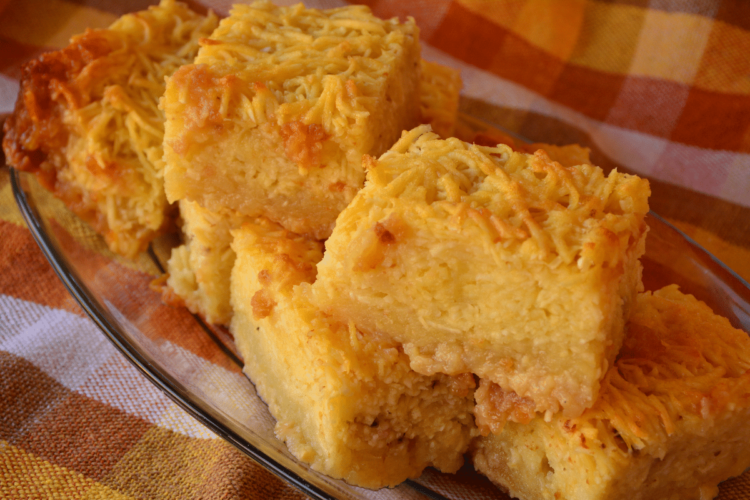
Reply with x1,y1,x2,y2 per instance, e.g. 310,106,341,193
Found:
10,117,750,499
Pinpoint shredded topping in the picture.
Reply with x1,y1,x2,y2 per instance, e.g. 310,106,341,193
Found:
567,285,750,455
367,125,650,266
182,0,418,146
4,0,218,256
475,379,535,434
235,217,324,292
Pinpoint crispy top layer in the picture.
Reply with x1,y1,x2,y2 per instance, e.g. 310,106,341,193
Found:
171,1,418,140
363,125,650,267
569,285,750,456
3,0,218,256
233,217,324,296
5,0,216,174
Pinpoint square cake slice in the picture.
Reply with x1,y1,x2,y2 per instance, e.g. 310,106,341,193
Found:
162,200,251,325
312,125,650,418
163,1,422,240
471,285,750,500
230,218,477,488
3,0,218,257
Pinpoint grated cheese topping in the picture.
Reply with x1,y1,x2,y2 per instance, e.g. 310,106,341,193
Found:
365,125,650,268
62,0,218,255
180,0,419,148
568,285,750,457
4,0,218,257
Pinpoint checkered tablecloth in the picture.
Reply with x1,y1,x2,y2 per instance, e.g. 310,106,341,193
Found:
1,1,749,499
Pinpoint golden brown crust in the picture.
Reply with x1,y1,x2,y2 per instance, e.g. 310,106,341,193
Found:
231,219,476,488
2,31,127,242
237,217,324,291
314,126,649,418
3,30,114,173
571,286,750,451
251,288,276,320
5,3,217,257
447,373,477,399
471,287,750,500
474,379,535,435
163,2,421,241
168,64,247,139
280,121,329,171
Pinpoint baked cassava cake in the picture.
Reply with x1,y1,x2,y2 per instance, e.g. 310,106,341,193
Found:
163,200,252,325
163,0,423,240
161,57,461,325
230,218,477,488
160,3,460,324
472,285,750,500
3,0,218,257
312,125,651,418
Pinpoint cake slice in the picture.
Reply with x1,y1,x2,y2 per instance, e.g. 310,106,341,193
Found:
161,47,460,325
230,218,477,488
472,285,750,500
163,1,422,240
3,0,218,257
312,125,650,418
162,200,251,325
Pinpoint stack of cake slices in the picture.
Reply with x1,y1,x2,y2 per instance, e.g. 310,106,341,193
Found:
5,1,750,498
160,2,475,487
160,1,462,327
318,125,750,499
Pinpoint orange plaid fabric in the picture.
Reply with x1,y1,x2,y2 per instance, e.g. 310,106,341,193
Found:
1,1,749,499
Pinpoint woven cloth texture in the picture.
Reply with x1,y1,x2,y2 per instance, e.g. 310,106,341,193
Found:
1,0,749,499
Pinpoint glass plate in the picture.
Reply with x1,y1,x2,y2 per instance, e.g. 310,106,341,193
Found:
10,126,750,500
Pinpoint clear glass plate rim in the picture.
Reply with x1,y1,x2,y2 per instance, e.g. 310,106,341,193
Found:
646,210,750,292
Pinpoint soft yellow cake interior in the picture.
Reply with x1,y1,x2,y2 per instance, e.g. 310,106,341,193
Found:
164,200,252,325
3,0,218,257
472,285,750,500
163,0,422,239
230,218,477,488
313,125,651,418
